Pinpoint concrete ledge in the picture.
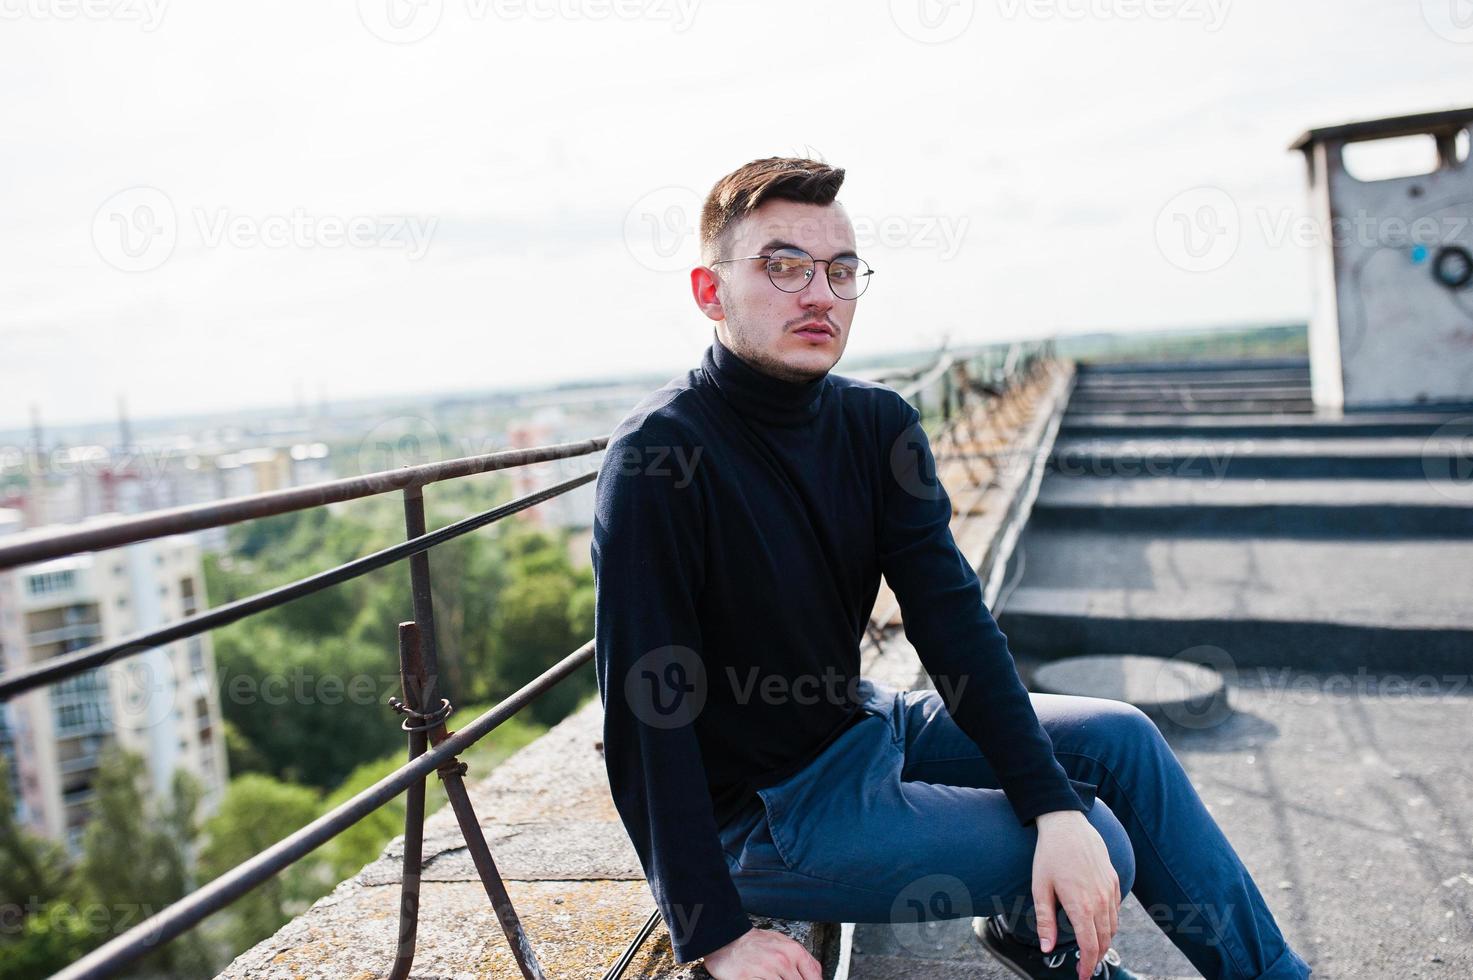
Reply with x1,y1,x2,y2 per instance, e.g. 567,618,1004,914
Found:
218,699,844,978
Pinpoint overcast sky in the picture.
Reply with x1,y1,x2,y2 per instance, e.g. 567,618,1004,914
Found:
1,0,1468,429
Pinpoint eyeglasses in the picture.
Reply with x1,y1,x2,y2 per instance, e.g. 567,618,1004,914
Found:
710,246,874,300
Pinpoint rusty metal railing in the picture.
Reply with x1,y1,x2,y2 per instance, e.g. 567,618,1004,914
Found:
1,441,606,980
0,336,1055,980
863,338,1057,654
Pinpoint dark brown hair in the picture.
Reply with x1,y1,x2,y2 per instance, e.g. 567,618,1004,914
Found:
699,156,846,264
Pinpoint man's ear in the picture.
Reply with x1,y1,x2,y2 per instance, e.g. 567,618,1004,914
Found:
690,265,726,323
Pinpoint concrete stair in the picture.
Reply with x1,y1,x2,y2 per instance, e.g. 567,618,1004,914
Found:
999,357,1473,675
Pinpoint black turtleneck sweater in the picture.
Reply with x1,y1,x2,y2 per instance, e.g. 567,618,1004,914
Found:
591,332,1094,964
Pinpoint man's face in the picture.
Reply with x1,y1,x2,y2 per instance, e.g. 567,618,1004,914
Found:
691,198,860,383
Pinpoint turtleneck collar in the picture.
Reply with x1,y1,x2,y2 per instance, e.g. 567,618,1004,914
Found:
701,331,831,427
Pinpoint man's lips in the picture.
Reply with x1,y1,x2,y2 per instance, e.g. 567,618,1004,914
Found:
793,322,836,339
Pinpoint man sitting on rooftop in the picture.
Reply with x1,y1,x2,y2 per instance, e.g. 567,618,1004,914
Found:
591,155,1312,980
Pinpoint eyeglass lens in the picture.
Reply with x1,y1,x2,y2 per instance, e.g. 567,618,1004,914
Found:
763,247,871,299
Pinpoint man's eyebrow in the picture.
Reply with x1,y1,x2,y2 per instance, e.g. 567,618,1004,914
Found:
760,238,859,260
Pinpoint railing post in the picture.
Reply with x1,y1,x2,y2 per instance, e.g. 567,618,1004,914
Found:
402,485,444,712
397,484,548,980
388,621,431,980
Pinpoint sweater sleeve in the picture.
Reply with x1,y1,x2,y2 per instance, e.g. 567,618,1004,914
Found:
591,414,754,964
877,397,1096,826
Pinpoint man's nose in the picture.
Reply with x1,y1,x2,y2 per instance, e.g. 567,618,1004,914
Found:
798,268,839,306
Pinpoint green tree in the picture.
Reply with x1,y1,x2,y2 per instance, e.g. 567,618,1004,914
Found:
0,755,81,978
491,571,596,725
0,755,69,912
197,773,324,954
212,623,402,789
73,747,213,977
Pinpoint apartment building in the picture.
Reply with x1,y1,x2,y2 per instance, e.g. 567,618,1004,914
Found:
0,509,228,852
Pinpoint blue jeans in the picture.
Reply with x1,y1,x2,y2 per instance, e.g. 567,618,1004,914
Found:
715,678,1313,979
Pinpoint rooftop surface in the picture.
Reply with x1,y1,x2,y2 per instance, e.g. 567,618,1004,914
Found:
849,358,1472,979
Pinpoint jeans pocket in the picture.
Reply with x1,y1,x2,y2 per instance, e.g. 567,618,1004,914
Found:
865,685,904,745
754,782,800,871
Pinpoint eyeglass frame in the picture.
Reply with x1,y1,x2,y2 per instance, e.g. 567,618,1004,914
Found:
709,246,875,299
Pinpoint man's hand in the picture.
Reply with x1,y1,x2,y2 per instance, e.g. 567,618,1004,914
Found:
1031,810,1121,980
701,926,823,980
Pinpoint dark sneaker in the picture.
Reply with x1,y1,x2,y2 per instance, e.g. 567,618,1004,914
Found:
972,914,1139,979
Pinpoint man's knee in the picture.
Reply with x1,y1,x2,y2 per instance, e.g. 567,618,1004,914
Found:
1086,799,1137,898
1075,697,1166,758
